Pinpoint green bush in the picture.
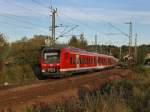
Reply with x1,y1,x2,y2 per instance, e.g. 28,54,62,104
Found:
0,64,35,84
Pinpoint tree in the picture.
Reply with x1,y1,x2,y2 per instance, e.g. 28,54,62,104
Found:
0,33,9,67
79,34,88,49
68,34,88,49
0,33,7,51
68,35,79,48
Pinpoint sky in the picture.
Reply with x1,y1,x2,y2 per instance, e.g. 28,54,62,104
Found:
0,0,150,46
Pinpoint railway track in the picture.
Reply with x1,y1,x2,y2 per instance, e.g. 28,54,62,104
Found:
0,68,133,111
0,79,56,91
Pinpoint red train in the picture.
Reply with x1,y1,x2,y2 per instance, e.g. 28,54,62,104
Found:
35,47,118,79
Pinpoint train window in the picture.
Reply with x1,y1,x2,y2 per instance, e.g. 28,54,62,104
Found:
65,52,68,59
86,58,88,64
70,56,73,64
83,58,85,64
44,52,60,63
82,57,84,64
80,58,82,64
86,58,87,64
100,58,102,64
94,58,96,64
80,57,82,64
93,58,94,64
82,58,84,64
73,57,76,64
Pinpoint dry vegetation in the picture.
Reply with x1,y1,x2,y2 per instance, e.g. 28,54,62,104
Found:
0,34,149,84
0,34,150,112
25,66,150,112
0,35,46,84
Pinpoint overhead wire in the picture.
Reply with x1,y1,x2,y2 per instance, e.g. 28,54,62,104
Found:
31,0,100,34
60,1,101,33
0,14,48,29
59,12,99,33
0,0,104,40
65,1,129,44
31,0,49,9
0,1,50,32
57,25,79,38
0,19,49,34
3,1,49,18
107,22,128,37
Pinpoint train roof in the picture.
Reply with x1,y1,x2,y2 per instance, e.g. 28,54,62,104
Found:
63,47,116,58
41,47,118,59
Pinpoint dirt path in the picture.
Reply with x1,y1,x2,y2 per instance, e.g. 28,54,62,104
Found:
0,68,133,111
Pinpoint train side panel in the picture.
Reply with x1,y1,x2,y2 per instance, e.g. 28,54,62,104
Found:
39,47,119,78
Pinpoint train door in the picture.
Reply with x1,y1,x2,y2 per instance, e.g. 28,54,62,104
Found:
76,54,80,69
96,56,99,67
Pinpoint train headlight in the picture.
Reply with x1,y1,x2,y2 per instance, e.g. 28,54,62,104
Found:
42,70,46,72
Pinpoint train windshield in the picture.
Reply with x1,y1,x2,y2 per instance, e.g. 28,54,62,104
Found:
43,50,60,63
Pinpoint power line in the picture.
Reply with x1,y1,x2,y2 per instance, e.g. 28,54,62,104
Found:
0,13,48,29
30,0,100,35
57,25,79,38
62,1,104,31
60,12,99,33
0,1,48,17
108,23,128,37
0,1,50,28
0,20,33,29
31,0,49,9
0,20,48,33
49,0,53,8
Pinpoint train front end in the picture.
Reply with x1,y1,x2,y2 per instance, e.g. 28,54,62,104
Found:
40,48,61,78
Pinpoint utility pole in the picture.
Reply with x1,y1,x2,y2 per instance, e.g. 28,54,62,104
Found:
51,8,57,47
109,49,112,55
135,33,138,64
95,34,98,52
101,44,103,54
119,46,122,60
126,22,133,56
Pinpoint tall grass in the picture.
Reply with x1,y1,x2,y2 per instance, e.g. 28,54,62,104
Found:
0,64,35,84
24,67,150,112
